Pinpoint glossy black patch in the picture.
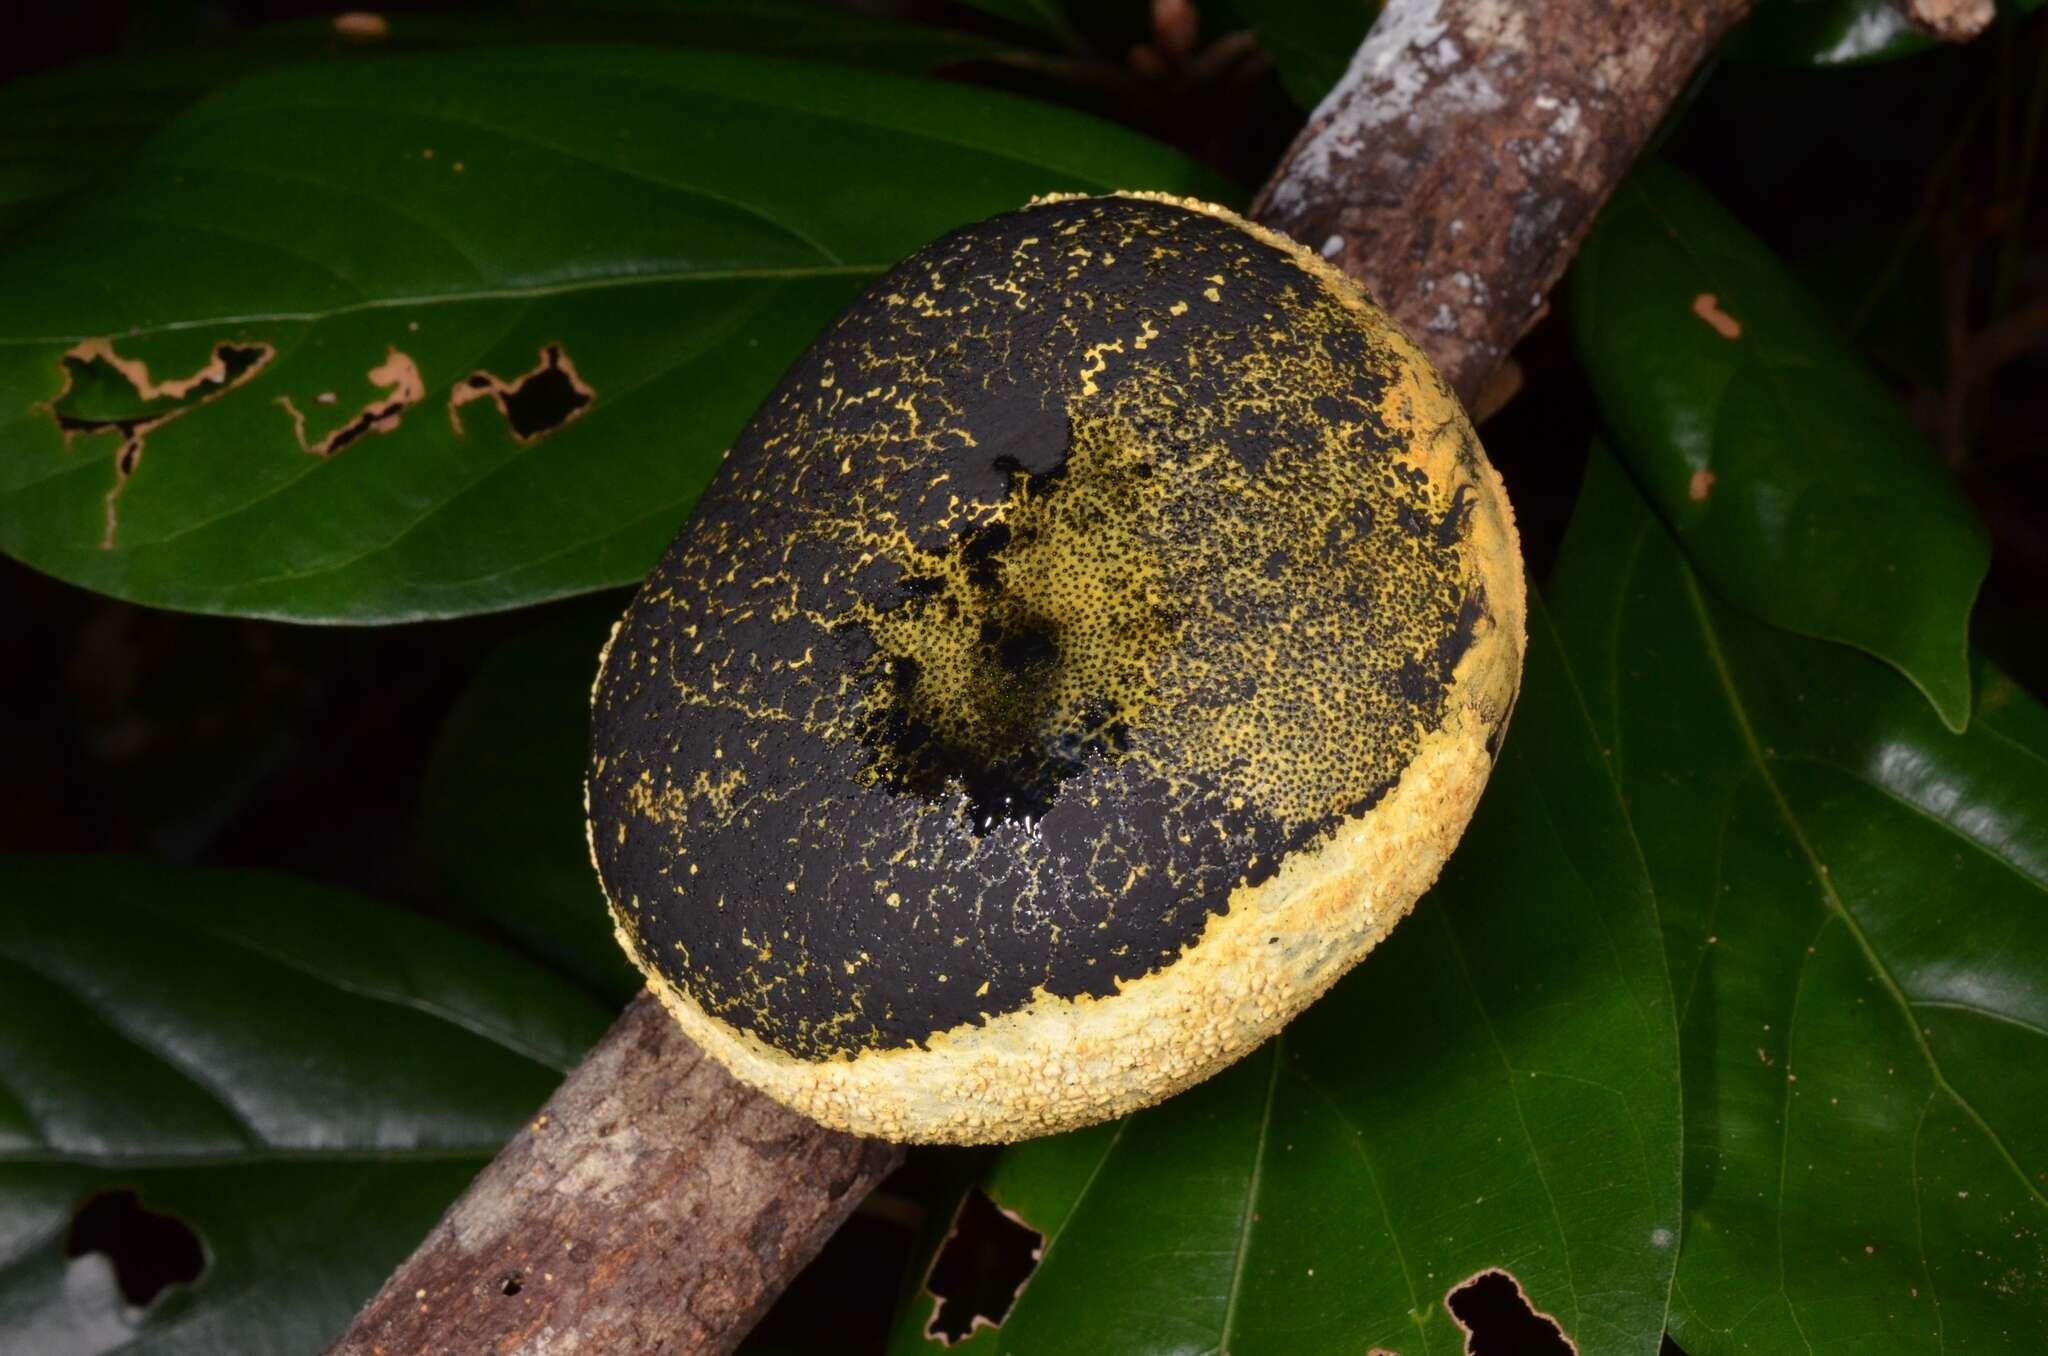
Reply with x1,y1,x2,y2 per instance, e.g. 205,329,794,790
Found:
589,196,1493,1059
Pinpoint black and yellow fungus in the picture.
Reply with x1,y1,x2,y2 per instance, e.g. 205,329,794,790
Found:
587,192,1524,1143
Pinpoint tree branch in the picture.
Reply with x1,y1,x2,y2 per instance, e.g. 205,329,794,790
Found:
1896,0,1994,44
325,2,1752,1351
1253,0,1753,404
325,995,900,1356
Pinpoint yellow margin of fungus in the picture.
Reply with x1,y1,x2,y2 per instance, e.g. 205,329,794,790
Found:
587,192,1527,1146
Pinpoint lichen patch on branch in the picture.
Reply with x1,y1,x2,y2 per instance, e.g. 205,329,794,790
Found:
1254,0,1755,403
1263,0,1469,222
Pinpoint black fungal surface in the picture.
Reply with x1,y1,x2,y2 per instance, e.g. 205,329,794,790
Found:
589,195,1494,1060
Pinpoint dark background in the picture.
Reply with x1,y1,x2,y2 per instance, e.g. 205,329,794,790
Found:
2,2,2042,1350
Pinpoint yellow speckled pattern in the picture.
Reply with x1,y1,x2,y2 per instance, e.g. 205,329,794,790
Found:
586,192,1525,1143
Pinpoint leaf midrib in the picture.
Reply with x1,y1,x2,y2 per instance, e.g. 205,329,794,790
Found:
1778,746,2048,897
1908,1090,1952,1356
0,949,265,1151
1298,1077,1439,1356
195,94,852,266
2,46,1200,348
156,907,586,1074
206,53,1159,193
1676,562,2048,1217
0,262,882,346
1434,905,1586,1346
1211,1038,1282,1356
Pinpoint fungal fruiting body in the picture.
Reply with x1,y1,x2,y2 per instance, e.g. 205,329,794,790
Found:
587,193,1525,1144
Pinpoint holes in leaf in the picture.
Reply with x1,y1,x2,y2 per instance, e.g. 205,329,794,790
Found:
1446,1270,1575,1356
65,1189,206,1307
51,340,271,428
922,1188,1042,1344
448,344,594,442
500,1272,523,1296
42,338,277,548
275,347,425,458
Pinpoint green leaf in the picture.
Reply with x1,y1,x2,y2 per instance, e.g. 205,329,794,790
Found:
1550,448,2048,1356
0,46,1230,623
418,597,642,1003
465,1,1010,71
888,600,1682,1356
0,6,1008,237
1572,159,1988,731
1235,0,1377,109
0,855,610,1355
1723,0,1933,66
1726,0,2042,66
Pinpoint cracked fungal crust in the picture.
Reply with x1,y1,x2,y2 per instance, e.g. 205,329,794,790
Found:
587,192,1524,1143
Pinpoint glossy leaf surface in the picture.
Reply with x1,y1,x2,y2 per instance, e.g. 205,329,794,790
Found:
889,602,1682,1356
0,5,1006,234
418,597,642,1003
0,855,610,1355
1551,450,2048,1356
0,47,1226,622
1573,160,1988,730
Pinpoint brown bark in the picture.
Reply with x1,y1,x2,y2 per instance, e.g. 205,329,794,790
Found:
1252,0,1754,406
325,995,901,1356
327,2,1754,1351
1897,0,1994,43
